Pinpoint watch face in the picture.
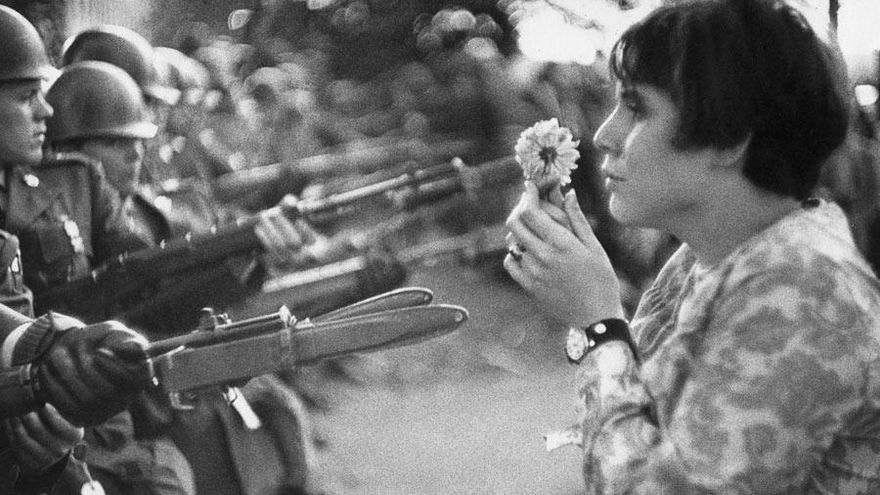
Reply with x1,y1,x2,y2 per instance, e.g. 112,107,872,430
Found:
566,327,589,362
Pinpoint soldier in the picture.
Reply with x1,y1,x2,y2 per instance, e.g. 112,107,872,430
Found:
61,24,182,186
0,7,178,494
2,8,314,495
44,60,327,324
44,59,316,495
46,60,190,245
0,226,149,493
0,14,154,495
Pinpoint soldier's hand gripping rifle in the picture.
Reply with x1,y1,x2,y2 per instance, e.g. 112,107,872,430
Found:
1,287,469,417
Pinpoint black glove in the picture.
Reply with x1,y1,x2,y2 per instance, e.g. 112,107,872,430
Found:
33,319,153,426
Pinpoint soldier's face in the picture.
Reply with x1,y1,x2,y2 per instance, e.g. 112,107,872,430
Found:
81,137,145,196
0,80,53,167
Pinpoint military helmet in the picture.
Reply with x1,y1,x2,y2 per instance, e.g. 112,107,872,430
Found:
61,25,180,105
45,61,158,143
0,5,54,82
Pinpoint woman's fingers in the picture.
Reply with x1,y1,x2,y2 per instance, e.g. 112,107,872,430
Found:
564,189,603,251
546,183,565,209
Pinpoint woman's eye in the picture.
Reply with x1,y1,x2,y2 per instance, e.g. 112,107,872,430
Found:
618,87,645,117
624,99,644,116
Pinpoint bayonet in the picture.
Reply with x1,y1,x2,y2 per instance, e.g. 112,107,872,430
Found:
0,289,468,417
151,303,467,393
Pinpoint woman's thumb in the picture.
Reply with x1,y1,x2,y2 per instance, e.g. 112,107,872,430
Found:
564,189,600,248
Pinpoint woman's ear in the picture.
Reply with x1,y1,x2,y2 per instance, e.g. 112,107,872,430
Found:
712,133,752,170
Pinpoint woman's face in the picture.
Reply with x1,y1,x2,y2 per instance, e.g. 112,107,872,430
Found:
593,83,717,231
81,137,145,195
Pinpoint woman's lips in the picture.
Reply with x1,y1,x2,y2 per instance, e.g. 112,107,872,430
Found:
602,170,625,190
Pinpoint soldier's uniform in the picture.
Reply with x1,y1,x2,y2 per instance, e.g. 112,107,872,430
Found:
2,152,151,314
0,231,33,318
0,153,195,495
112,181,261,335
133,179,219,240
42,59,315,494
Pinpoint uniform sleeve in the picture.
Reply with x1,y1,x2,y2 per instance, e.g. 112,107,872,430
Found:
0,232,33,318
576,261,873,493
0,304,32,356
88,165,151,261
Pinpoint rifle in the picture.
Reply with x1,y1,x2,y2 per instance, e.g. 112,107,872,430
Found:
1,287,468,418
299,155,521,226
385,156,521,211
34,154,517,323
244,222,509,318
211,135,482,204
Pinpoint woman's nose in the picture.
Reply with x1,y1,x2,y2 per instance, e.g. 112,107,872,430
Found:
592,117,616,156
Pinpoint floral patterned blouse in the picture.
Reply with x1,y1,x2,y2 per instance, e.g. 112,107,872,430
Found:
559,200,880,494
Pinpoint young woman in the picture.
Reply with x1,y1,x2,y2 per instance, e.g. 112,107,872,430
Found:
504,0,880,492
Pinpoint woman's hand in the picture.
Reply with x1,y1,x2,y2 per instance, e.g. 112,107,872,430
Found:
3,404,83,476
504,181,623,327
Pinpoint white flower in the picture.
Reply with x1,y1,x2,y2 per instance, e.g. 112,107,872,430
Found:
514,118,580,191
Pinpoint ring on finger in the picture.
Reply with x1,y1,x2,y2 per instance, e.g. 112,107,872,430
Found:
507,243,525,261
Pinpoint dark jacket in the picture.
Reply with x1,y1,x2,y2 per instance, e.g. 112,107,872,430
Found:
3,152,150,313
0,231,32,318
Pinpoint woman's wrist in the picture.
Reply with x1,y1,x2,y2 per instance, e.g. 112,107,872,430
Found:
565,318,639,365
575,305,626,329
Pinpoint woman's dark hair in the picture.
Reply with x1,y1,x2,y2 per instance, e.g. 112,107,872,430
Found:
608,0,848,200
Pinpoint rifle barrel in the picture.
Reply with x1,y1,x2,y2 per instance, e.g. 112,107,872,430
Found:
297,159,461,215
212,136,480,202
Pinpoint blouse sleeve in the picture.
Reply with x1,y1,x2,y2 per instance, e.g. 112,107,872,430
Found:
577,260,875,493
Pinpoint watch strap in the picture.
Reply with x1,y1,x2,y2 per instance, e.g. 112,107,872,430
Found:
566,318,639,365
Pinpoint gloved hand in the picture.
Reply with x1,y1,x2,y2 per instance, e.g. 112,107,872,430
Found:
2,404,83,477
33,319,153,426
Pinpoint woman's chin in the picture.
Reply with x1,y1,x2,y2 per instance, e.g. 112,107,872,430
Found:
608,198,640,226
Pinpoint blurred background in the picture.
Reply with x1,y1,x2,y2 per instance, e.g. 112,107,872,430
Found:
6,0,880,493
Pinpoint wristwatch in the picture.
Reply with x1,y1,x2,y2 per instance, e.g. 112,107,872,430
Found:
565,318,639,365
